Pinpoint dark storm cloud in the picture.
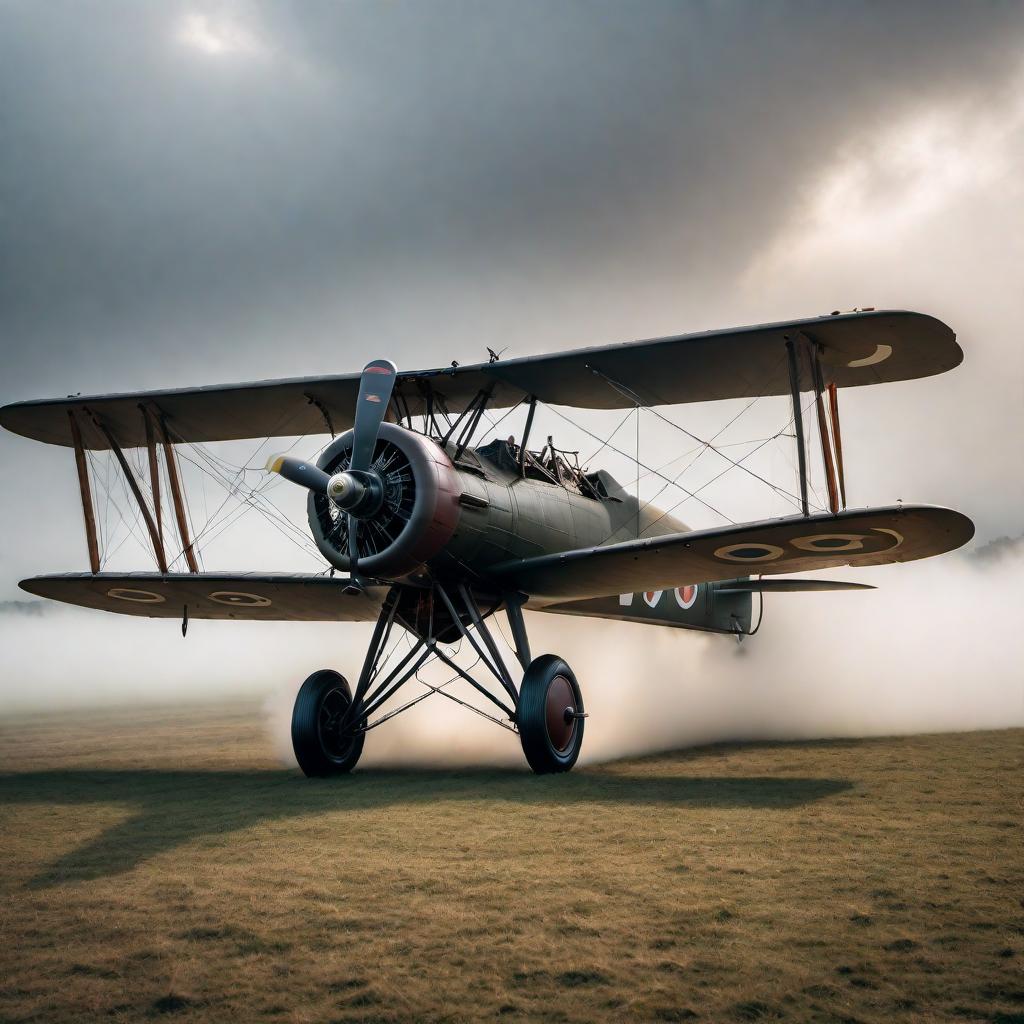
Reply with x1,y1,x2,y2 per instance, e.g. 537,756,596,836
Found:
2,0,1023,387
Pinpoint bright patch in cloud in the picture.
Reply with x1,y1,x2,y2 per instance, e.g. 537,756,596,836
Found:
746,75,1024,283
177,12,264,58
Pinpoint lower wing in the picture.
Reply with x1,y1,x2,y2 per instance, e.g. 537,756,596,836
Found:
491,505,974,603
19,573,387,621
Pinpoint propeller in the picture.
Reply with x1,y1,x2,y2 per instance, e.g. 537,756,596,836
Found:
266,359,398,575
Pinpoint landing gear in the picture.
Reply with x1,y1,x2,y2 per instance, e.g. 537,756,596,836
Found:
290,585,587,776
517,655,585,773
291,669,365,776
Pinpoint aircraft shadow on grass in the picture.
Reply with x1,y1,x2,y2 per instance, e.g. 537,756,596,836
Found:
0,769,852,887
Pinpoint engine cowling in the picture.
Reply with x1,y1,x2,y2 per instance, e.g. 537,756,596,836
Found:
308,423,462,579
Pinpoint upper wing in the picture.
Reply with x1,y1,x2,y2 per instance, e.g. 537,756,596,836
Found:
0,310,959,448
491,505,974,603
486,308,959,408
20,573,387,621
0,365,517,450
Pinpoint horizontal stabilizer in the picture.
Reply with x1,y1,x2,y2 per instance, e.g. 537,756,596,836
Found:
0,310,959,448
717,579,876,593
19,573,387,622
493,505,973,602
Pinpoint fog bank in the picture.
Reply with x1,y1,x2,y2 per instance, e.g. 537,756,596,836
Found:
3,546,1019,768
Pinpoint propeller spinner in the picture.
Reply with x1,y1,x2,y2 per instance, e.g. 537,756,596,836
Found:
267,359,398,574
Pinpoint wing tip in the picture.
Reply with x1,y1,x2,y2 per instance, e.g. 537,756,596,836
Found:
1,400,77,447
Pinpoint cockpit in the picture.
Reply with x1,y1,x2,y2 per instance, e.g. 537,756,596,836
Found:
471,437,608,500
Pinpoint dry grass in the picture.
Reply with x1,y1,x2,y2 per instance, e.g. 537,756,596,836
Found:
0,704,1021,1024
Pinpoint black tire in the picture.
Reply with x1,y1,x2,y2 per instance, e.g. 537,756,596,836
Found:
518,654,585,774
291,670,365,777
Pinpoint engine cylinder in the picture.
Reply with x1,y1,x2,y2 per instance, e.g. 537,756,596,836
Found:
308,423,462,579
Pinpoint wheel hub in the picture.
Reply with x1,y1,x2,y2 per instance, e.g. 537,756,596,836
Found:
545,674,577,752
318,687,358,760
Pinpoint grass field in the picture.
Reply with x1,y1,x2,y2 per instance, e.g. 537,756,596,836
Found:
0,705,1021,1024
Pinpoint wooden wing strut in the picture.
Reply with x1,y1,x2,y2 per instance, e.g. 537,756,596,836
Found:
143,409,163,548
158,415,200,573
90,414,169,575
67,410,100,574
784,338,810,517
827,382,847,509
810,345,840,515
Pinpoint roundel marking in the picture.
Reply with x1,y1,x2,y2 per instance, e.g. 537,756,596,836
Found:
847,343,892,368
790,533,867,553
675,584,699,609
107,587,166,604
209,591,272,608
714,542,785,564
873,527,904,546
643,590,663,608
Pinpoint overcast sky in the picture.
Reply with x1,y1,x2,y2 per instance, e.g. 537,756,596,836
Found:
1,0,1023,588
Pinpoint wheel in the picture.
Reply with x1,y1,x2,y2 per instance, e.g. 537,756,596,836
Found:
291,669,365,777
517,654,585,774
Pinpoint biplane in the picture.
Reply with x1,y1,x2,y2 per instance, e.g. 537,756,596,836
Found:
0,310,973,774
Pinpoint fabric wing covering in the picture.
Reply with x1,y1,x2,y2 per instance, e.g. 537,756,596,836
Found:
19,573,388,621
488,506,975,603
0,310,959,449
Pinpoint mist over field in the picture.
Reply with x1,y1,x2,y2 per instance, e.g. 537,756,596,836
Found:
1,1,1022,762
2,540,1021,765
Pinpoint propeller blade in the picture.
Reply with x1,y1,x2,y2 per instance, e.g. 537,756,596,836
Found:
265,454,331,495
349,359,397,473
348,513,359,573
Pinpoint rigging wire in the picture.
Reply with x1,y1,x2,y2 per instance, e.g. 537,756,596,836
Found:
176,445,323,562
84,450,108,561
637,389,773,510
103,459,151,565
184,444,303,536
638,392,826,535
475,401,525,446
638,408,811,535
600,351,790,494
587,366,813,511
170,431,325,563
581,407,636,467
543,403,734,524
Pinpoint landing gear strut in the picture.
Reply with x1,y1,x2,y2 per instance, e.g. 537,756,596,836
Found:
288,582,586,776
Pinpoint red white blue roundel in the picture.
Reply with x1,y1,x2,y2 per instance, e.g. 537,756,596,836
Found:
675,584,699,610
643,590,663,608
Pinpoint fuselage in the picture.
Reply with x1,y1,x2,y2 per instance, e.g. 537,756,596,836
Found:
436,439,751,634
433,437,689,578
